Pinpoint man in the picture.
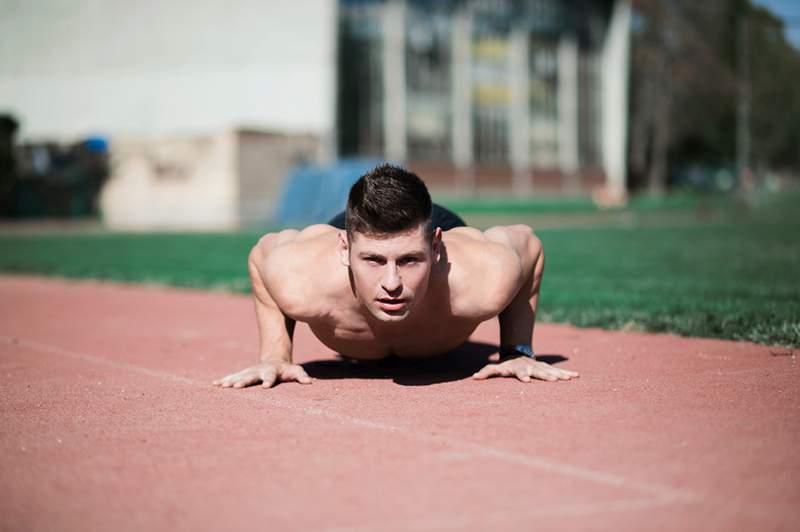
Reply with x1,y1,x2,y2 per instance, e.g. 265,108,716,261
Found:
213,164,578,388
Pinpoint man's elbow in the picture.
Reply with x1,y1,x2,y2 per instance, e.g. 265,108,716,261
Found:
502,226,542,273
527,232,543,262
514,225,542,257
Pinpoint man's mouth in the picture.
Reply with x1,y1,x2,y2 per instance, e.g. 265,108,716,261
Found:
376,298,407,311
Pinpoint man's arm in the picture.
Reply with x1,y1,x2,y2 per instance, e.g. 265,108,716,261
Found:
486,224,542,347
473,225,579,383
212,231,312,389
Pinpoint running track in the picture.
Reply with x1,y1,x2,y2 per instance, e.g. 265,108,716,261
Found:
1,275,798,531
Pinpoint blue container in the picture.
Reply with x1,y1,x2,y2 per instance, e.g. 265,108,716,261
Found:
274,159,381,227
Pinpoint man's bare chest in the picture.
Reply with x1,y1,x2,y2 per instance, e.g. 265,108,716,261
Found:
306,308,481,360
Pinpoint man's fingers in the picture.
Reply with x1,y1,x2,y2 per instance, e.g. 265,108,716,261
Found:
549,367,579,380
212,374,232,387
284,365,313,385
539,369,560,382
531,364,580,382
217,372,245,388
472,364,499,380
295,368,313,385
260,367,278,388
233,371,263,388
515,366,532,383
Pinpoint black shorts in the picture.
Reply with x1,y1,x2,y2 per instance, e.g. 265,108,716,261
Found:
327,203,466,231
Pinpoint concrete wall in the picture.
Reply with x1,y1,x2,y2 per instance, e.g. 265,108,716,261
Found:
0,0,336,142
99,129,319,230
99,131,239,230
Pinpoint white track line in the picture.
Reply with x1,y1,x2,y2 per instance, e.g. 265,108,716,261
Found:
1,335,699,514
322,496,685,532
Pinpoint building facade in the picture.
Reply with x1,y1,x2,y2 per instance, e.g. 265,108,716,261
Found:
336,0,631,194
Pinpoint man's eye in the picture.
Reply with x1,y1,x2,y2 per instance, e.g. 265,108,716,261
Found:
400,258,418,265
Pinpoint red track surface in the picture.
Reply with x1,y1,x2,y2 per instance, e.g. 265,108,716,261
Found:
1,274,798,531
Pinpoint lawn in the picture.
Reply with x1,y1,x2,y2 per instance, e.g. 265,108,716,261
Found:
1,190,798,347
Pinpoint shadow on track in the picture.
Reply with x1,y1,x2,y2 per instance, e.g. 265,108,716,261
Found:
302,341,569,386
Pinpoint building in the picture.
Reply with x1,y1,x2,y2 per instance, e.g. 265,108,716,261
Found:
337,0,631,197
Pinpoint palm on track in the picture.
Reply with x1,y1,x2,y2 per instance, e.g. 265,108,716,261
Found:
213,362,312,388
473,357,579,383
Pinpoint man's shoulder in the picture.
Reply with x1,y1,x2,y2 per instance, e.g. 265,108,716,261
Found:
255,225,337,268
256,225,347,319
442,226,522,271
441,226,525,319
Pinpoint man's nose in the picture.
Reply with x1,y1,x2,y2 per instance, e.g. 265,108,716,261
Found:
381,264,402,294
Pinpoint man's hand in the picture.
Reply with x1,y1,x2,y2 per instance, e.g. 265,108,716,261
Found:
212,361,312,389
473,357,579,383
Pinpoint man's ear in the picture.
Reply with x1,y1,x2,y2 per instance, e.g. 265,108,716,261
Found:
432,227,443,263
338,231,350,267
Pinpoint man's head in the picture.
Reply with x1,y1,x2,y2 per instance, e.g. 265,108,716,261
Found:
338,164,442,322
344,163,434,241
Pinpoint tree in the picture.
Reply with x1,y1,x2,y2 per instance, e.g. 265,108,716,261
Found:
628,0,800,192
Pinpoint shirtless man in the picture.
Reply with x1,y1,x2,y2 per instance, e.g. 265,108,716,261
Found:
213,164,579,388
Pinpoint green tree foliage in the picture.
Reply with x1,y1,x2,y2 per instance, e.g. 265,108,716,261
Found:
629,0,800,190
747,5,800,171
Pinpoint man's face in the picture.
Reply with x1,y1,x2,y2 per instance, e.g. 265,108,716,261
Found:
339,224,441,322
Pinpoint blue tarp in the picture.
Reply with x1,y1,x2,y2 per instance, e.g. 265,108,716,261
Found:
274,159,381,227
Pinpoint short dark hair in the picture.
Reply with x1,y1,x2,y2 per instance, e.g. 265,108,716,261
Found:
345,163,433,240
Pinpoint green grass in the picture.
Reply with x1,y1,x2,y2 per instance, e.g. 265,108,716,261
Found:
0,232,259,293
538,222,799,347
1,191,798,347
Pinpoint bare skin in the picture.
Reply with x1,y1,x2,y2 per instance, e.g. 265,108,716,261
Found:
212,223,579,388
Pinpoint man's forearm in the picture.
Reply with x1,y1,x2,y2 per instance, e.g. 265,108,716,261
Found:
254,297,295,364
498,283,536,347
498,232,544,348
